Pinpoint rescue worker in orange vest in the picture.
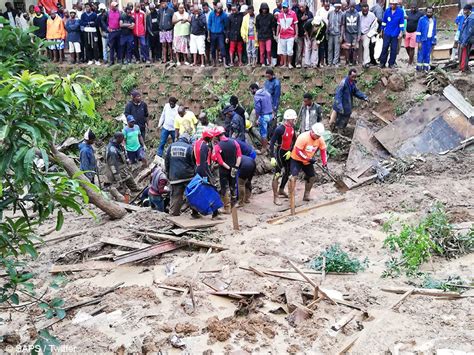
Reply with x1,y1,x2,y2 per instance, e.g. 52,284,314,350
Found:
269,109,297,206
212,126,242,213
289,122,327,201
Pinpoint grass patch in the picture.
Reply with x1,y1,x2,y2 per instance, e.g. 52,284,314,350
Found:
308,244,368,273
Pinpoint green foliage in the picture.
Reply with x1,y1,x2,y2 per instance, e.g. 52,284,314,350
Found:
394,104,409,116
358,71,382,91
32,329,61,355
0,17,46,73
121,72,138,95
308,244,369,273
420,274,469,293
382,203,472,277
387,93,397,102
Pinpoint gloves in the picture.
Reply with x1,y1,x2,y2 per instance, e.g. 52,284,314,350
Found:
284,151,291,160
309,158,316,165
322,164,329,173
230,167,237,178
270,157,277,167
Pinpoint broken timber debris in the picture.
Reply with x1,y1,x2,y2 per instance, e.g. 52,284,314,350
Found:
381,286,462,298
443,84,474,119
166,215,224,229
49,261,115,273
267,197,346,224
113,241,182,265
100,237,151,250
136,230,228,251
34,229,87,247
330,310,359,332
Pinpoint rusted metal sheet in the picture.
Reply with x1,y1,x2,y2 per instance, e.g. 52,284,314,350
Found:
344,119,390,182
113,241,181,265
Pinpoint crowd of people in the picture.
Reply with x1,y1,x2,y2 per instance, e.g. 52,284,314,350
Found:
78,68,369,218
3,0,473,71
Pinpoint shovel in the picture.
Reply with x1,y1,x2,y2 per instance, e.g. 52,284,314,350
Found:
314,162,349,192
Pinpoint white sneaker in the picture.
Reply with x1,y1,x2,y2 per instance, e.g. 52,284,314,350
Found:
261,64,266,67
87,61,93,65
288,64,294,69
95,60,101,66
184,61,190,66
146,60,151,64
296,64,301,68
200,64,205,67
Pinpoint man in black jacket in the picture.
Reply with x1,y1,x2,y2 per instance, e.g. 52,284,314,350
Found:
226,4,244,66
165,133,196,216
190,6,207,66
296,3,313,68
124,90,149,140
158,0,174,63
256,2,276,66
147,3,162,62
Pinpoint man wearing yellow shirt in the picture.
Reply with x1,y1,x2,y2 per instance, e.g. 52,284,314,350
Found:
289,122,327,202
174,106,198,139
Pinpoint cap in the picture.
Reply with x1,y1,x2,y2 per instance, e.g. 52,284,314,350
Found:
127,115,136,123
131,90,140,97
84,128,95,140
222,105,235,115
110,1,118,6
311,122,325,136
98,3,106,10
70,9,76,13
283,109,297,120
334,0,342,6
282,1,289,8
149,2,156,8
214,126,226,136
240,4,248,12
34,5,41,11
312,16,322,25
51,9,58,14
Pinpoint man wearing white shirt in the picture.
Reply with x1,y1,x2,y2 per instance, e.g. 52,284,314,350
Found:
359,3,378,67
157,97,179,157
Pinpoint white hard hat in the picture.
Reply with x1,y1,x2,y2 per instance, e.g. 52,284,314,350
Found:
283,109,297,120
98,3,106,10
311,122,325,136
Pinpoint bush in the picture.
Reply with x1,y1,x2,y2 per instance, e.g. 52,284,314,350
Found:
308,244,368,273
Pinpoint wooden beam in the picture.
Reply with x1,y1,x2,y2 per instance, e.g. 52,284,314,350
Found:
114,201,148,212
100,237,150,250
35,229,87,247
381,286,461,298
49,261,115,273
113,241,182,265
267,197,346,224
166,215,224,229
136,230,228,251
371,110,391,125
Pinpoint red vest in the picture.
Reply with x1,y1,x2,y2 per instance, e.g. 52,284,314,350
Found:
281,124,294,151
133,10,146,36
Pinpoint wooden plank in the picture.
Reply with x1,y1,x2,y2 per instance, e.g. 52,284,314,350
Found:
114,201,148,212
113,241,182,265
371,110,390,125
267,197,346,225
331,310,358,332
240,266,308,282
286,286,304,313
136,230,228,251
166,215,224,229
49,261,115,273
35,229,87,247
268,269,355,276
381,286,461,298
209,291,262,296
374,94,452,155
156,284,187,292
101,237,150,250
443,84,474,119
231,206,239,230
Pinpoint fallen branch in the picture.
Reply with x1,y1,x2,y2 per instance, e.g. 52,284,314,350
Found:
156,284,187,293
34,230,87,247
381,286,461,298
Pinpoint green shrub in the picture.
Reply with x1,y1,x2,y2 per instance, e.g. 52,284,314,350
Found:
308,244,368,273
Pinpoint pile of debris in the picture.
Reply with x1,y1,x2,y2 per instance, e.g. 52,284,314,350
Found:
341,84,474,190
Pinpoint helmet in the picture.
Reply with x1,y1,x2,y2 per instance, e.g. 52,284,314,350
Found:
214,126,226,136
311,122,325,136
245,120,252,129
202,128,215,139
283,109,297,120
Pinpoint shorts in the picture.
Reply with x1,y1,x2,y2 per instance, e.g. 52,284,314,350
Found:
344,32,359,47
160,30,173,43
290,158,315,178
68,41,81,53
190,34,206,54
277,37,294,56
48,39,65,50
127,147,145,164
405,31,417,48
258,113,273,139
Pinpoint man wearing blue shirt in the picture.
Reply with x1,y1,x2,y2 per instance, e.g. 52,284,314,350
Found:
416,7,437,72
379,0,405,68
207,2,229,67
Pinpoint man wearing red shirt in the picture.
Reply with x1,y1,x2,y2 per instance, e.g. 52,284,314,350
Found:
277,1,298,68
133,3,150,63
212,126,242,214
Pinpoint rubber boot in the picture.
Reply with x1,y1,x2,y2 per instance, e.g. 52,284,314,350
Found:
278,187,288,198
272,178,281,206
237,178,246,207
303,177,316,201
60,49,65,63
71,52,77,64
244,186,251,203
222,193,231,214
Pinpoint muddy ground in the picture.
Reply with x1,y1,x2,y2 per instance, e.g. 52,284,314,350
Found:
1,150,472,354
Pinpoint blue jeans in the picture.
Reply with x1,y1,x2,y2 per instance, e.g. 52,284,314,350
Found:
210,32,226,61
149,194,165,211
157,128,175,157
134,35,150,62
120,34,134,63
379,34,398,67
258,114,272,139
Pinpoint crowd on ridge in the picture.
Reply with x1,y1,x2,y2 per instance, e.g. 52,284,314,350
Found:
3,0,473,72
